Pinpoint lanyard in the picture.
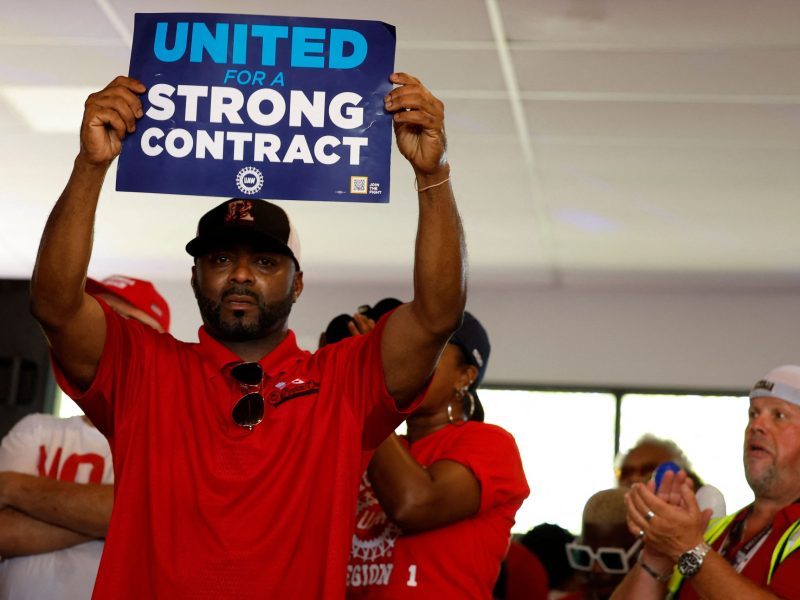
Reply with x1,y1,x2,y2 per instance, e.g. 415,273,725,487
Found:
720,510,772,573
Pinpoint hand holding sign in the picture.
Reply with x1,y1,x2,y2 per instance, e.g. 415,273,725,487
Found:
81,76,145,167
384,72,447,179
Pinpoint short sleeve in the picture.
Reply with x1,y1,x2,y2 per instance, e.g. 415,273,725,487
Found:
317,312,427,451
436,424,530,514
50,298,160,439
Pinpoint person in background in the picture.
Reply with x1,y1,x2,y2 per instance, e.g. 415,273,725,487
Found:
561,489,640,600
517,523,580,599
321,298,403,350
492,537,550,600
616,434,702,490
0,275,169,599
343,309,530,599
611,365,800,600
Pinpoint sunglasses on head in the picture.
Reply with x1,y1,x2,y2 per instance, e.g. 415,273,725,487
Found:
566,539,642,574
229,362,265,430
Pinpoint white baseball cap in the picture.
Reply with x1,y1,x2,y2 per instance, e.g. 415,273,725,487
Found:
750,365,800,407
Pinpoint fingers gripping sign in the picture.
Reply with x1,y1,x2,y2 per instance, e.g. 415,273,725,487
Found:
384,72,447,176
80,76,146,167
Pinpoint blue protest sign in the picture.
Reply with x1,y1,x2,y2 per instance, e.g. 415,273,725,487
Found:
116,13,395,203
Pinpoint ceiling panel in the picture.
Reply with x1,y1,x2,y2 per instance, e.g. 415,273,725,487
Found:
1,0,799,288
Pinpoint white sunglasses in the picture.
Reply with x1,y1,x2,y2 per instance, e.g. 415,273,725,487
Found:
566,538,642,574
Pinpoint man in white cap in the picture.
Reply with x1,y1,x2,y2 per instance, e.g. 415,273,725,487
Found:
29,70,464,600
611,365,800,600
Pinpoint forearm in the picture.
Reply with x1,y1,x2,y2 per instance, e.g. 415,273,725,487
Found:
367,434,480,533
610,557,669,600
30,156,108,328
367,434,434,529
688,553,781,599
0,507,92,558
1,473,112,538
411,162,465,337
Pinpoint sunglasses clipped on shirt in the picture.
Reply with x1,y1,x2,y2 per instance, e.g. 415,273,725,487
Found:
566,539,642,574
229,362,265,430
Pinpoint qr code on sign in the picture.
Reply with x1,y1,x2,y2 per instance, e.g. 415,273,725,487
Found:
350,176,368,194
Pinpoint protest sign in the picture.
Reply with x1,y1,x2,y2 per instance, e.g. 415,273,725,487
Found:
116,13,396,202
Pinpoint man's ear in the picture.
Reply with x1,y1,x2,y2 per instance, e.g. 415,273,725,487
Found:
190,265,198,297
292,270,304,303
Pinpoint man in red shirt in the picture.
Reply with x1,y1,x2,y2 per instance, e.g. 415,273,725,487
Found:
611,365,800,600
29,72,464,599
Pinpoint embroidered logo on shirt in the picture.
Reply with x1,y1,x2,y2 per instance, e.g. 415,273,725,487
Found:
267,379,320,407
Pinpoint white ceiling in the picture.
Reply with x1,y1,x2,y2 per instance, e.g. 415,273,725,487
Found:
2,0,800,289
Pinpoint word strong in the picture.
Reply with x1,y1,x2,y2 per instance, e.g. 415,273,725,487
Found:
153,22,368,69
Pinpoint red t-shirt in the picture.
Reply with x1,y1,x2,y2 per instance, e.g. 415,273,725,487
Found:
346,422,530,599
677,503,800,600
53,302,419,599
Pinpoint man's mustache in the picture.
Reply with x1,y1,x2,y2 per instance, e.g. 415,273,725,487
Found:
222,287,259,301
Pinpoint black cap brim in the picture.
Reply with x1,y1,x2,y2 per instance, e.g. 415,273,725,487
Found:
185,231,298,268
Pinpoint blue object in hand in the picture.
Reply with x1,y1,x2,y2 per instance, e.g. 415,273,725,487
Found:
653,461,681,491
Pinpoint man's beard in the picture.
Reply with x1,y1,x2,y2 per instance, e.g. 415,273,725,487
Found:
744,460,776,498
195,286,293,342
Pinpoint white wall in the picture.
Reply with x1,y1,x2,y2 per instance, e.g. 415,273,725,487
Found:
156,275,800,392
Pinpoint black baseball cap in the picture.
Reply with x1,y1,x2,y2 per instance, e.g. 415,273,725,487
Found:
450,311,490,421
323,298,403,346
450,311,490,386
185,198,301,269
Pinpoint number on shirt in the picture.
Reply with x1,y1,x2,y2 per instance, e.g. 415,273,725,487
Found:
406,564,418,587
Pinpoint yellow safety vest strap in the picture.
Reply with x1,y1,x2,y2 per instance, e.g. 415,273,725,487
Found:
766,518,800,585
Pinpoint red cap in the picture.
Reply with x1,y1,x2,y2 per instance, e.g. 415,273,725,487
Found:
85,275,170,333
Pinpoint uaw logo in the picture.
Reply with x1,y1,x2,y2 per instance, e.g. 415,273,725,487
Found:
235,166,264,195
351,472,401,562
225,199,255,223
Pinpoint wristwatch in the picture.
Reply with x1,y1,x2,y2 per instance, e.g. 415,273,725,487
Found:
677,542,712,579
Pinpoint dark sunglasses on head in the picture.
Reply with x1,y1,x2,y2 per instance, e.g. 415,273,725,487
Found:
566,539,642,574
229,362,265,430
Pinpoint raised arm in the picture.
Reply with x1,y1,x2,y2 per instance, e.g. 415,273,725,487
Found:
30,76,145,390
380,73,466,407
0,472,112,538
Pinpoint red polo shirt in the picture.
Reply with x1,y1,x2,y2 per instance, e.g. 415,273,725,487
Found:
677,503,800,600
54,301,420,599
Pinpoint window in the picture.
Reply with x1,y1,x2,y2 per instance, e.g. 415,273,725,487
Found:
619,393,753,513
479,388,753,536
481,389,618,534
